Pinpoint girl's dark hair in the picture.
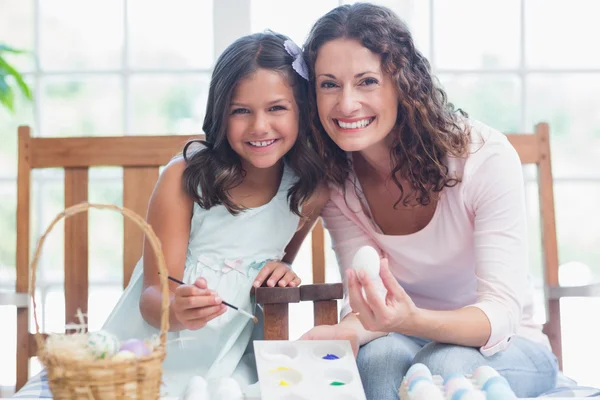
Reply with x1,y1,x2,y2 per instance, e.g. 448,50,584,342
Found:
303,3,470,207
183,31,323,215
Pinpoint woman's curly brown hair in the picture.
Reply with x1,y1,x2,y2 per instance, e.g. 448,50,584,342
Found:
303,2,471,207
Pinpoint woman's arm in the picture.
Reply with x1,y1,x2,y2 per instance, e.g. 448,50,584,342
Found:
350,264,492,346
349,139,528,352
461,140,529,353
320,191,389,345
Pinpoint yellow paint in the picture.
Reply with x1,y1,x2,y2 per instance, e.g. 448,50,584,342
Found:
269,366,290,372
279,380,289,387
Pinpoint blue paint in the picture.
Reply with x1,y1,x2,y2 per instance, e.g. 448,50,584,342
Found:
322,353,339,360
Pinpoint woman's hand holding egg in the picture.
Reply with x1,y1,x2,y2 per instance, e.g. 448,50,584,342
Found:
347,246,418,334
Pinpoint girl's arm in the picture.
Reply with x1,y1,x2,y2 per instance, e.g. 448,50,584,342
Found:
252,182,330,288
282,182,330,264
139,158,223,331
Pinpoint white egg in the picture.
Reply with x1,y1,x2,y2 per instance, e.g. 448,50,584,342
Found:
406,363,431,379
411,381,444,400
182,376,209,400
351,245,380,278
473,365,500,387
209,377,243,400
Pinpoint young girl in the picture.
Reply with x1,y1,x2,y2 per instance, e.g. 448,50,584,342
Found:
13,32,327,398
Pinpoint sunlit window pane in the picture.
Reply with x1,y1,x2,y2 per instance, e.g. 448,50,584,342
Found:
554,183,600,281
0,92,34,178
525,178,600,388
526,74,600,178
44,289,65,333
129,74,209,135
128,0,214,69
434,0,520,70
526,0,600,69
0,183,17,277
251,0,340,46
39,0,123,70
438,74,521,132
0,306,16,386
40,76,123,136
88,286,123,331
342,0,431,58
0,0,35,72
89,168,124,283
561,298,600,387
31,171,65,284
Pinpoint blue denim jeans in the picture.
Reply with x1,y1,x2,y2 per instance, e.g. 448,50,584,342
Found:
356,334,558,400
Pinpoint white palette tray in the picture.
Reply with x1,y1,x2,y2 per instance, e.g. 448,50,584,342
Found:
253,340,366,400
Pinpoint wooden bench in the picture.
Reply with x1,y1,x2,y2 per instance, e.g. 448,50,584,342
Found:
15,122,584,390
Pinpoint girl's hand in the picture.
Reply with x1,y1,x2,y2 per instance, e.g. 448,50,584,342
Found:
253,261,301,288
347,259,418,333
171,278,227,330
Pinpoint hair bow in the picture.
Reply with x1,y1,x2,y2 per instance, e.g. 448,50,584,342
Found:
284,40,309,81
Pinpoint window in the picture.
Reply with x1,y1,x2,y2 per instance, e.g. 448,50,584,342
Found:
1,0,598,392
0,0,217,390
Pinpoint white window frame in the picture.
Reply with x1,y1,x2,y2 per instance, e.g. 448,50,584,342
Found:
3,0,600,393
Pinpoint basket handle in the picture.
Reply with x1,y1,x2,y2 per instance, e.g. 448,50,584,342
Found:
29,202,170,353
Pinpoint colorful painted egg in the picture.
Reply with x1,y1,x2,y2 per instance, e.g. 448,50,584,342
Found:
87,330,120,359
119,338,151,357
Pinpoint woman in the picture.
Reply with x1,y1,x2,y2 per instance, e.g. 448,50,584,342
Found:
299,3,558,399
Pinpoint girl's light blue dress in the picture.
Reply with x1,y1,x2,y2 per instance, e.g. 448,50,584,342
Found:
101,163,300,397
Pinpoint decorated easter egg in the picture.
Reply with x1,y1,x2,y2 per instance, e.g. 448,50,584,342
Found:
481,375,510,392
445,376,474,397
411,381,444,400
472,365,499,386
450,388,485,400
351,245,380,278
111,350,137,361
485,383,517,400
407,378,430,395
119,338,151,357
443,372,466,385
408,376,431,392
87,330,120,359
406,363,431,379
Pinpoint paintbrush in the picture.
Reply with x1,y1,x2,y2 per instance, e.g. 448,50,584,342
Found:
165,275,258,324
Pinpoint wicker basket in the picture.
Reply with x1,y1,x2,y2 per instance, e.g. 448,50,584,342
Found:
30,202,170,400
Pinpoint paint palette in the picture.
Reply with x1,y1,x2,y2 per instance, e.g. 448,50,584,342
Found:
398,364,518,400
253,340,366,400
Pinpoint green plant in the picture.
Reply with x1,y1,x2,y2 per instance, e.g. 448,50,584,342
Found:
0,44,33,112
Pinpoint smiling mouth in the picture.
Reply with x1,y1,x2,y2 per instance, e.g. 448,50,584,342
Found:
334,117,375,130
248,139,277,147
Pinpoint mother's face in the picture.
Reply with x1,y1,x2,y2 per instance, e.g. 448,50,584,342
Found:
314,38,399,153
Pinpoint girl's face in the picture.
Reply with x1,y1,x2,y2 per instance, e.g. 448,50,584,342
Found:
314,38,399,153
227,68,299,170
